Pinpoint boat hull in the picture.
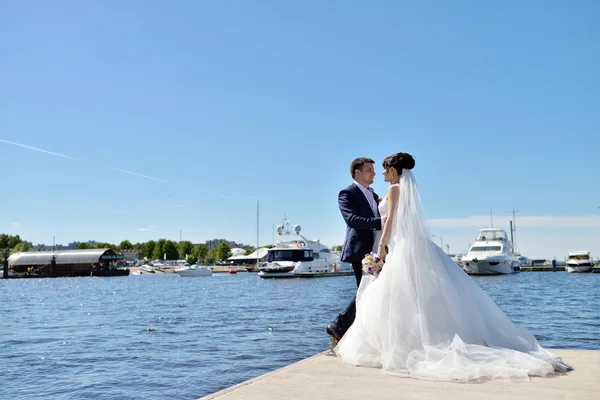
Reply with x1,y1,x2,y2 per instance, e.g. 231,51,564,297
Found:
566,264,593,273
258,270,355,279
176,268,212,277
462,259,520,275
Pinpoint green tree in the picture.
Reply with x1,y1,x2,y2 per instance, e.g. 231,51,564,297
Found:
11,241,30,254
192,243,209,263
118,240,133,250
95,242,115,249
216,242,232,261
133,242,145,257
152,239,166,260
333,245,342,251
178,240,194,260
8,235,21,249
0,234,9,249
143,240,156,259
205,249,217,264
163,240,179,260
187,255,198,265
77,242,91,249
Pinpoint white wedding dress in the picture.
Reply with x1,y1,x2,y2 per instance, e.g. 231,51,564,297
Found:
335,170,570,382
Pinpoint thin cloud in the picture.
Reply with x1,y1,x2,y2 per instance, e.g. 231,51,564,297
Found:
425,215,600,229
1,139,167,183
209,192,233,200
137,225,156,232
12,222,20,227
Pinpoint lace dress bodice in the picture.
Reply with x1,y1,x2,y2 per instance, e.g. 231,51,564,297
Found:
372,196,389,253
378,196,388,217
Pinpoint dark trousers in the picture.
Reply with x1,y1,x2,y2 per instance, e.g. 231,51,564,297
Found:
330,261,362,336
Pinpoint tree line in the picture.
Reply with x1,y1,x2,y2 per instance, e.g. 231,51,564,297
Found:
2,233,344,263
0,233,235,264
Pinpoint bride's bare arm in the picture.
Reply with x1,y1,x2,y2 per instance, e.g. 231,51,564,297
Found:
377,184,400,259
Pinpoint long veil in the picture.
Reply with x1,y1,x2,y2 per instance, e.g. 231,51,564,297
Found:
335,170,570,382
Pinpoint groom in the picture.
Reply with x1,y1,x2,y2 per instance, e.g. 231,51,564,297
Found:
326,157,383,341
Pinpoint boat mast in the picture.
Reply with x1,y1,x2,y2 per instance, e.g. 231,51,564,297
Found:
256,201,259,267
511,208,519,253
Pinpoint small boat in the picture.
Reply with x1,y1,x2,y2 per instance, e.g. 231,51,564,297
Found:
565,251,594,273
139,265,155,273
175,265,212,277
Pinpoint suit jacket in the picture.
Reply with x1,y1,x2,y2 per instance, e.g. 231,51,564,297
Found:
339,183,382,263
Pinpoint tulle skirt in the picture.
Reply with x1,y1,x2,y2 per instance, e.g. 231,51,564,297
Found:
335,238,570,382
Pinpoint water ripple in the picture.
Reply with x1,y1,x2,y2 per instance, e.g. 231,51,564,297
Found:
0,272,598,399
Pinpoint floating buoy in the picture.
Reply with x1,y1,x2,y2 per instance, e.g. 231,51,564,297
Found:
229,269,237,274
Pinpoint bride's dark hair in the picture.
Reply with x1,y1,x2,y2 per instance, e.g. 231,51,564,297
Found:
382,153,415,174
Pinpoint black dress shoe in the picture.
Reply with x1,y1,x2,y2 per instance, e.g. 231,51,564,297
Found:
326,324,342,341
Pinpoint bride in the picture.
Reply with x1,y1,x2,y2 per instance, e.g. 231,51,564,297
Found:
334,152,571,382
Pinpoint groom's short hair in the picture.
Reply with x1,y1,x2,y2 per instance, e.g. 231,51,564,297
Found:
350,157,375,178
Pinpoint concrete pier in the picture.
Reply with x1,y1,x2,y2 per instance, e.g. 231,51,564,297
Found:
200,349,600,400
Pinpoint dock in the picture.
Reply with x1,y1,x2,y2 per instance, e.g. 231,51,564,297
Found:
520,266,600,273
258,271,356,279
521,266,566,272
200,349,600,400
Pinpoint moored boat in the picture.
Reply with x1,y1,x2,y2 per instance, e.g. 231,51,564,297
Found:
566,251,594,273
461,228,521,275
258,218,350,279
175,265,212,277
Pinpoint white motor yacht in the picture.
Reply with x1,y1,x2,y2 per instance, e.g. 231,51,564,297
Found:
258,218,349,278
461,228,521,275
565,251,594,273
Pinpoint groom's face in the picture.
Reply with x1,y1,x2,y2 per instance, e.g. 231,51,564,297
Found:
356,163,376,187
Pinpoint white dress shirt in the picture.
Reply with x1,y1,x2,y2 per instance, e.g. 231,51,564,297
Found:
353,180,378,217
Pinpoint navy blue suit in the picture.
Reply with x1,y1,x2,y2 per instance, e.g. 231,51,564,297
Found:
339,183,382,268
330,183,381,336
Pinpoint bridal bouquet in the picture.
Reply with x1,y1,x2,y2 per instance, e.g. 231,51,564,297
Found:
362,252,384,277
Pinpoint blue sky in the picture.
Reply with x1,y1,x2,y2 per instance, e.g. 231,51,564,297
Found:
1,0,599,259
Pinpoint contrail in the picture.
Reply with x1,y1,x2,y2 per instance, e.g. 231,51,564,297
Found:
0,139,167,183
112,168,168,183
0,139,81,162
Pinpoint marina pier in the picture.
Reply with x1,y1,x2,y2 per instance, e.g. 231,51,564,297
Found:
200,349,600,400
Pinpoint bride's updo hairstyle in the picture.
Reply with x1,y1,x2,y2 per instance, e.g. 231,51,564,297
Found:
382,152,415,175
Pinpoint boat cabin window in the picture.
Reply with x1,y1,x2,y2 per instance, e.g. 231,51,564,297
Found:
313,253,320,259
477,231,506,241
568,254,590,260
267,249,314,262
470,246,502,252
